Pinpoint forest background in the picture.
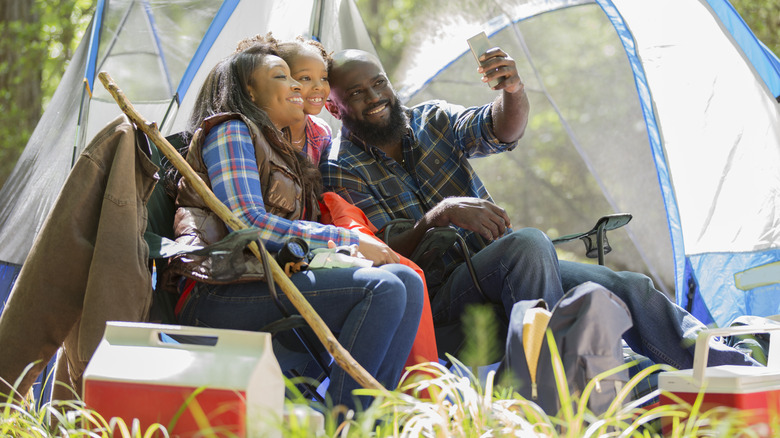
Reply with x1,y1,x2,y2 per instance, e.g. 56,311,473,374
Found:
1,0,778,190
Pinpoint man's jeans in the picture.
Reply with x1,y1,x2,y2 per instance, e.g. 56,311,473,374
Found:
431,228,563,357
178,263,423,411
559,260,756,368
431,228,757,368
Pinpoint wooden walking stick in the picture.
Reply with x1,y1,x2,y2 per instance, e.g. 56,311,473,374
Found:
98,71,387,393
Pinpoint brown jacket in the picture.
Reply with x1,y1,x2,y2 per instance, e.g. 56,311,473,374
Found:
168,113,317,283
0,115,157,397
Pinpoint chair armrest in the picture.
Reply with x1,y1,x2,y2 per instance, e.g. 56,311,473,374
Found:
552,213,632,265
552,213,632,245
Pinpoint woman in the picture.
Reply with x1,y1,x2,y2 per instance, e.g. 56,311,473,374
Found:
235,33,331,164
168,42,424,411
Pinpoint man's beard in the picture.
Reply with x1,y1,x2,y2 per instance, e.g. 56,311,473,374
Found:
341,98,407,147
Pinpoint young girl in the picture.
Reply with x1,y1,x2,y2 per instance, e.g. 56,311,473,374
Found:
276,36,332,165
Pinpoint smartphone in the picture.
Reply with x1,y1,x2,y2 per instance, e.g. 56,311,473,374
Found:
467,31,500,88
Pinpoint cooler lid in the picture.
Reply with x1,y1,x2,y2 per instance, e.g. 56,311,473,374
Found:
84,322,278,389
660,365,780,394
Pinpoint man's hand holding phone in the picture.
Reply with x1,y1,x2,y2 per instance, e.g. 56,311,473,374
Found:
467,32,524,95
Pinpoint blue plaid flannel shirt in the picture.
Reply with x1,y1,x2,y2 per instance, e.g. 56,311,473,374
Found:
202,119,358,252
320,100,517,266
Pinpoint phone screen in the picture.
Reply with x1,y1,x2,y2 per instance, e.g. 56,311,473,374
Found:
467,32,500,88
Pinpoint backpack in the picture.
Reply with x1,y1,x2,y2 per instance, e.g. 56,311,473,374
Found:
498,281,633,415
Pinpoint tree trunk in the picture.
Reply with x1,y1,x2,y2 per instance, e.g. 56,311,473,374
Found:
0,0,44,188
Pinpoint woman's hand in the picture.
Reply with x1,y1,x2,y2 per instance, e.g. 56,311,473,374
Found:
326,234,400,266
353,234,401,266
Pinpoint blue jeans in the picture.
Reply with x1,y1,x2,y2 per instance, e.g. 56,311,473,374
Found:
558,261,756,368
430,228,756,369
177,263,424,410
431,228,563,355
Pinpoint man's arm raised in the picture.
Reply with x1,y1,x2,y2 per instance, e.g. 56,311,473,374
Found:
477,47,530,143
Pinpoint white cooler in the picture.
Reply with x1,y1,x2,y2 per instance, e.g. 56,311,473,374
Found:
83,321,284,437
659,325,780,437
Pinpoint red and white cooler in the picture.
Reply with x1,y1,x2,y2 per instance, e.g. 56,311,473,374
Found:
659,325,780,437
83,321,284,437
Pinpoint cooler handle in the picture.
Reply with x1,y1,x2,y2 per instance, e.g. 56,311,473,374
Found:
104,321,270,351
692,324,780,383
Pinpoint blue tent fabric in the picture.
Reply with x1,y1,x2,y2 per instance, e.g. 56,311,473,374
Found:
83,0,106,95
596,0,686,304
0,263,21,316
174,0,240,101
707,0,780,99
690,249,780,326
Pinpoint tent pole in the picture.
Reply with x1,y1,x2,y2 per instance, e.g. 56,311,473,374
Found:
310,0,324,40
95,1,135,72
141,0,175,94
159,93,179,133
72,85,90,168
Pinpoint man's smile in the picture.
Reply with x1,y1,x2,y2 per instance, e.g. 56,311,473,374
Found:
365,103,387,116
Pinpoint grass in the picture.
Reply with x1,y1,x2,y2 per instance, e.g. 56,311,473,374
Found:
2,387,164,437
2,358,771,437
2,307,777,437
2,361,774,437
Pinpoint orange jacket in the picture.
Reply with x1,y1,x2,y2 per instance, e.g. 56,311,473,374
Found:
319,192,438,368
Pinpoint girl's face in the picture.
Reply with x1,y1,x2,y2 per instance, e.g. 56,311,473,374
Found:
288,47,330,116
246,54,305,129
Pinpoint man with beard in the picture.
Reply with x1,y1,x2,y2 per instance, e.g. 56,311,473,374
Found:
320,49,758,369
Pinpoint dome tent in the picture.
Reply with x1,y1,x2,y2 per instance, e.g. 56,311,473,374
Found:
393,0,780,326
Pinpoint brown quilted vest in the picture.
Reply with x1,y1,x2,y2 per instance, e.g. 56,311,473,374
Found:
168,112,318,283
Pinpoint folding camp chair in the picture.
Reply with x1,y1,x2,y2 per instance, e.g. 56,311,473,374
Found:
146,132,332,403
378,213,634,366
379,213,632,287
551,213,633,266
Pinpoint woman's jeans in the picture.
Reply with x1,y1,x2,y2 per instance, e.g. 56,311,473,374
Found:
178,263,424,410
431,228,757,369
